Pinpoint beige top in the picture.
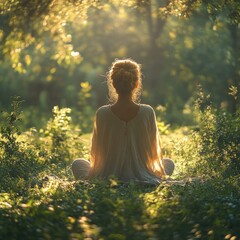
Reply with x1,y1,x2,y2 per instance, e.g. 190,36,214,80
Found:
89,104,165,184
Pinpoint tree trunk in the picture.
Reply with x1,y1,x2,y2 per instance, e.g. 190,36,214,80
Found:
144,0,167,100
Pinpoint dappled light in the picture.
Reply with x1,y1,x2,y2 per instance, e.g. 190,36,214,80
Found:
0,0,240,239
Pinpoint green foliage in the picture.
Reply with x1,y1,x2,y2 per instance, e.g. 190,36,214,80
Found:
0,0,239,128
0,1,239,237
0,96,240,239
229,85,238,100
159,89,240,178
0,176,239,239
195,105,240,177
0,98,87,192
40,106,85,164
44,106,73,163
77,81,95,133
0,0,238,126
155,105,170,135
0,97,39,182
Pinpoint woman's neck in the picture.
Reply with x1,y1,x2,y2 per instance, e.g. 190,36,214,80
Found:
116,95,134,105
111,94,140,122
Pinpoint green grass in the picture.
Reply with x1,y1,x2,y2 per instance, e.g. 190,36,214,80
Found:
1,104,240,239
0,132,239,239
0,175,239,239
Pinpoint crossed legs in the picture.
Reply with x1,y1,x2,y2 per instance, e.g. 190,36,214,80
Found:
71,158,175,180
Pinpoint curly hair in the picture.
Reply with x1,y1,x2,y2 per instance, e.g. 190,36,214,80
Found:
107,59,142,103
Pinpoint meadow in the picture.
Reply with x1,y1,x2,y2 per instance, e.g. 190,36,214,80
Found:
0,98,239,240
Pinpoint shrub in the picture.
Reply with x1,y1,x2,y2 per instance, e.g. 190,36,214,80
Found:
0,97,40,190
77,81,95,133
184,87,240,177
196,105,240,177
163,89,240,179
40,106,86,166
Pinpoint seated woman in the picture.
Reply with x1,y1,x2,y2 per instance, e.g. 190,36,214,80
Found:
72,59,174,184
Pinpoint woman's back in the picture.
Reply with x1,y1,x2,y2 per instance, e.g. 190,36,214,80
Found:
89,104,164,184
71,59,174,183
110,101,140,123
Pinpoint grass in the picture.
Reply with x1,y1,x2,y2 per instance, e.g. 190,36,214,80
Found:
0,131,240,240
0,176,239,239
1,102,240,240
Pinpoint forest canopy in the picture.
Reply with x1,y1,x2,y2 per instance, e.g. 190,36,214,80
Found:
0,0,239,128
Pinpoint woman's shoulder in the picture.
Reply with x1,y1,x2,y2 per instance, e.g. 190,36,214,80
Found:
95,104,155,118
97,104,110,111
140,104,155,115
95,105,111,117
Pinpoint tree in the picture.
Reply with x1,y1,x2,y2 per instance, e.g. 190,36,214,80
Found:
0,0,239,126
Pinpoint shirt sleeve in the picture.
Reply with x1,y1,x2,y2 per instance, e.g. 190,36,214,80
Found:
89,109,105,176
90,113,98,167
149,108,166,176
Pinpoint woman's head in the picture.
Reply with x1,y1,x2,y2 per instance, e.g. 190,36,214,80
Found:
107,59,142,103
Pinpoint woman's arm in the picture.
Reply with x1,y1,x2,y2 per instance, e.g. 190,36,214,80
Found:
149,108,166,176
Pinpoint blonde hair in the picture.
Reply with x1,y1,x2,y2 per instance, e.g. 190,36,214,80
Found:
107,59,142,103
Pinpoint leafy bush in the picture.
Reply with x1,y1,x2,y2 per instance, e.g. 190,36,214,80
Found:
161,90,240,178
0,95,240,239
0,98,88,192
76,81,95,133
161,127,201,178
39,106,86,167
195,105,240,177
43,106,73,163
0,97,40,191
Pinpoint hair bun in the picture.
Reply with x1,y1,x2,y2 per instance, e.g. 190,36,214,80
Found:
107,59,142,103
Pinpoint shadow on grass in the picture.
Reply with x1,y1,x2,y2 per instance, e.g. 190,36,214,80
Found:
0,176,240,240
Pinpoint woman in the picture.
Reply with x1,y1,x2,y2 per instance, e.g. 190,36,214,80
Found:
72,59,174,184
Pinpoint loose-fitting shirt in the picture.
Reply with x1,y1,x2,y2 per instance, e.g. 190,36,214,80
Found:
89,104,165,184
